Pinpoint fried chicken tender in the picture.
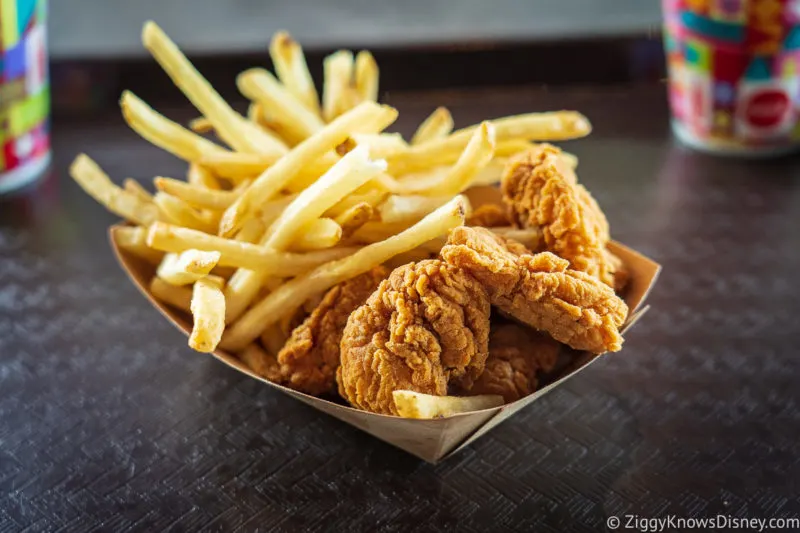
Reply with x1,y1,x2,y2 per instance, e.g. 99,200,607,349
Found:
277,267,388,395
462,323,561,403
338,260,491,415
467,204,510,228
441,226,628,354
501,145,626,290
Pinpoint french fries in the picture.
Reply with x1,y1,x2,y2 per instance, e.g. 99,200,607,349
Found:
70,154,160,226
219,101,397,237
238,68,325,145
120,91,228,163
411,107,454,145
123,178,153,202
264,144,386,250
392,391,504,419
333,202,373,237
157,249,221,286
289,218,342,251
147,222,358,274
142,21,287,158
154,177,240,210
186,163,221,190
153,192,217,233
189,275,226,352
112,226,164,264
377,194,453,224
354,50,379,103
269,31,320,115
150,277,193,312
188,116,213,133
322,50,356,122
199,152,280,181
221,196,466,351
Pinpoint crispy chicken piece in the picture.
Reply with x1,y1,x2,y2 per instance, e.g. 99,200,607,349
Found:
441,226,628,354
338,260,490,415
462,323,561,403
277,267,388,395
467,204,510,228
501,145,626,290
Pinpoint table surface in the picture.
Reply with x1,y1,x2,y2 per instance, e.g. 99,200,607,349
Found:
1,85,799,532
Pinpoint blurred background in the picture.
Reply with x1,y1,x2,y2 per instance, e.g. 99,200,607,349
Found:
50,0,666,114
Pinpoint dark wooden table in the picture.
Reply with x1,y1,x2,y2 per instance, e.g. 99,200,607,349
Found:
2,85,799,532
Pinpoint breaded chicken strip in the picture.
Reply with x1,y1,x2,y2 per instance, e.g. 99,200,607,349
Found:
501,145,627,290
278,267,388,395
338,260,490,415
461,323,561,403
441,227,627,353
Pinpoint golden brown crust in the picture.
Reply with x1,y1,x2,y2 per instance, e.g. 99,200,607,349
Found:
277,267,388,395
337,260,491,415
467,204,510,228
441,226,628,354
464,324,561,403
501,145,624,290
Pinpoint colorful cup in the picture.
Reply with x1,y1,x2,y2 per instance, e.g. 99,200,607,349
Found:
663,0,800,156
0,0,49,194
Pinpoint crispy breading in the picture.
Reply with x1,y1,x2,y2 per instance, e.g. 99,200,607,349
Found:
441,226,627,354
463,323,561,403
338,260,490,415
467,204,510,228
501,145,625,290
277,267,388,395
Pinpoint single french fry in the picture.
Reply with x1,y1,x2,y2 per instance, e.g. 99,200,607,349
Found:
389,111,590,175
238,68,325,145
188,116,213,133
264,145,386,250
187,163,222,190
156,249,221,286
142,21,287,158
324,188,388,218
219,101,397,237
235,218,266,244
260,323,288,357
120,91,229,162
354,50,378,103
385,122,496,195
123,178,153,203
220,196,466,351
112,226,165,265
199,152,280,181
240,342,282,381
70,154,160,226
225,270,268,324
322,50,355,122
338,133,407,159
257,194,298,227
377,194,455,224
289,218,342,251
154,177,240,210
153,192,217,233
147,222,358,274
392,390,504,419
150,276,193,312
411,107,453,145
270,31,320,116
189,276,226,352
333,202,373,237
347,220,411,244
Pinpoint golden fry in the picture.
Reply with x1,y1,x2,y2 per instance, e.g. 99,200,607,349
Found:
186,163,221,190
190,276,226,352
153,192,217,233
322,50,355,122
147,222,358,274
354,50,379,103
333,202,373,237
112,226,164,265
270,31,320,115
411,107,453,145
157,249,221,286
123,179,153,203
392,390,503,419
188,116,213,133
70,154,160,226
154,177,240,210
142,21,287,157
199,152,280,181
289,218,342,251
150,277,193,312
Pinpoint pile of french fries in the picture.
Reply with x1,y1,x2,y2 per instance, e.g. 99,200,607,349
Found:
69,21,590,416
